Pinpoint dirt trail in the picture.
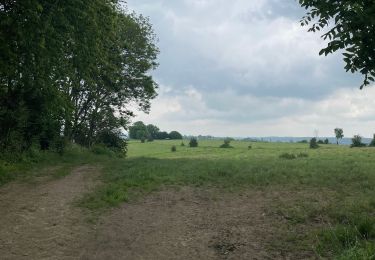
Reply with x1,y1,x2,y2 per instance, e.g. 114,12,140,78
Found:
0,166,98,260
0,168,315,260
82,188,307,260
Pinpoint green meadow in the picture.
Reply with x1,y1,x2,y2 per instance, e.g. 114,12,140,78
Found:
1,140,375,258
78,140,375,259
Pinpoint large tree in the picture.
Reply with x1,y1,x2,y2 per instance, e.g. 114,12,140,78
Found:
334,128,344,145
0,1,158,154
299,0,375,89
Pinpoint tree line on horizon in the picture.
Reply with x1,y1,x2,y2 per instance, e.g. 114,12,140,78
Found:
128,121,182,142
0,1,158,159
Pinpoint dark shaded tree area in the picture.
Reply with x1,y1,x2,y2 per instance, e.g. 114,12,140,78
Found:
299,0,375,88
0,0,158,157
128,121,182,140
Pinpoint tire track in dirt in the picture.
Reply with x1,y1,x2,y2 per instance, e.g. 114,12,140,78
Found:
0,165,99,260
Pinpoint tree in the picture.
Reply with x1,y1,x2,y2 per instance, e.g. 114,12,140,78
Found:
324,138,329,144
334,128,344,145
299,0,375,88
189,138,198,148
369,134,375,147
310,138,319,149
155,131,169,140
146,124,160,139
220,138,233,148
169,131,183,140
129,121,148,140
351,135,366,148
0,1,159,157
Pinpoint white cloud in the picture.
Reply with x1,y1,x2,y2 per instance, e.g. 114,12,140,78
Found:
135,84,375,137
127,0,371,137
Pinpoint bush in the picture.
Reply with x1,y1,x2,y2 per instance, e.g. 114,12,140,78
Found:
189,138,198,147
96,130,127,156
317,140,324,144
324,138,329,144
141,137,146,143
351,135,366,148
220,138,233,148
297,152,309,158
298,140,308,143
279,153,296,160
171,145,177,152
248,145,252,150
310,138,319,149
91,144,115,157
180,142,185,147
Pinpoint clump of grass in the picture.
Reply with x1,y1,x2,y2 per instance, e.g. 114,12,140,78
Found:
171,145,177,152
279,153,296,160
180,142,185,147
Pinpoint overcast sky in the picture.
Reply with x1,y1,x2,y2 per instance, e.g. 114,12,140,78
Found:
127,0,375,138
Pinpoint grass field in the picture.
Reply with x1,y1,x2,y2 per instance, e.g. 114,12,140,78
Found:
85,140,375,259
1,140,375,258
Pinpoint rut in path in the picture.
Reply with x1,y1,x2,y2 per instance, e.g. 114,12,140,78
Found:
0,166,98,260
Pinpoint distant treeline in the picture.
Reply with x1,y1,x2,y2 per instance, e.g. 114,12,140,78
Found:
129,121,182,141
0,1,158,158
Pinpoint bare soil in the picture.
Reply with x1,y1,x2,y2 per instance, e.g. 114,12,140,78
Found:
0,167,317,260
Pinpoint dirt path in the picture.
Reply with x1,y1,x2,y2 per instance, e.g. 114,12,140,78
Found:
0,168,315,260
0,165,99,260
82,188,311,260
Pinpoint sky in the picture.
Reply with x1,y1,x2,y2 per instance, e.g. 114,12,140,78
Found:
127,0,375,138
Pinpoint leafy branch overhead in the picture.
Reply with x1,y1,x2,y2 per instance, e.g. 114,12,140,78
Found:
299,0,375,89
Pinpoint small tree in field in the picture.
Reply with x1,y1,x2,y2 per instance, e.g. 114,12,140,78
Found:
351,135,366,148
324,138,329,144
189,138,198,147
310,138,319,149
220,138,233,148
334,128,344,145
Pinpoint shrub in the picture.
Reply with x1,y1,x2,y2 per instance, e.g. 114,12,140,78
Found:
279,153,296,159
180,142,185,147
351,135,366,148
96,130,127,156
91,144,115,157
171,145,177,152
53,136,66,155
297,152,309,158
317,140,324,144
220,138,233,148
298,140,308,143
310,138,319,149
189,138,198,147
248,145,252,150
141,137,146,143
324,138,329,144
147,136,154,142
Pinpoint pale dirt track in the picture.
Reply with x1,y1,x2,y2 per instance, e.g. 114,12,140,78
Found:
0,167,315,260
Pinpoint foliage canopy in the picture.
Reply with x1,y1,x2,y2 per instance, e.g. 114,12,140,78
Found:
299,0,375,88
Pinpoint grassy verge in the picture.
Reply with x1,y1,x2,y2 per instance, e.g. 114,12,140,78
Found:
0,144,113,186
